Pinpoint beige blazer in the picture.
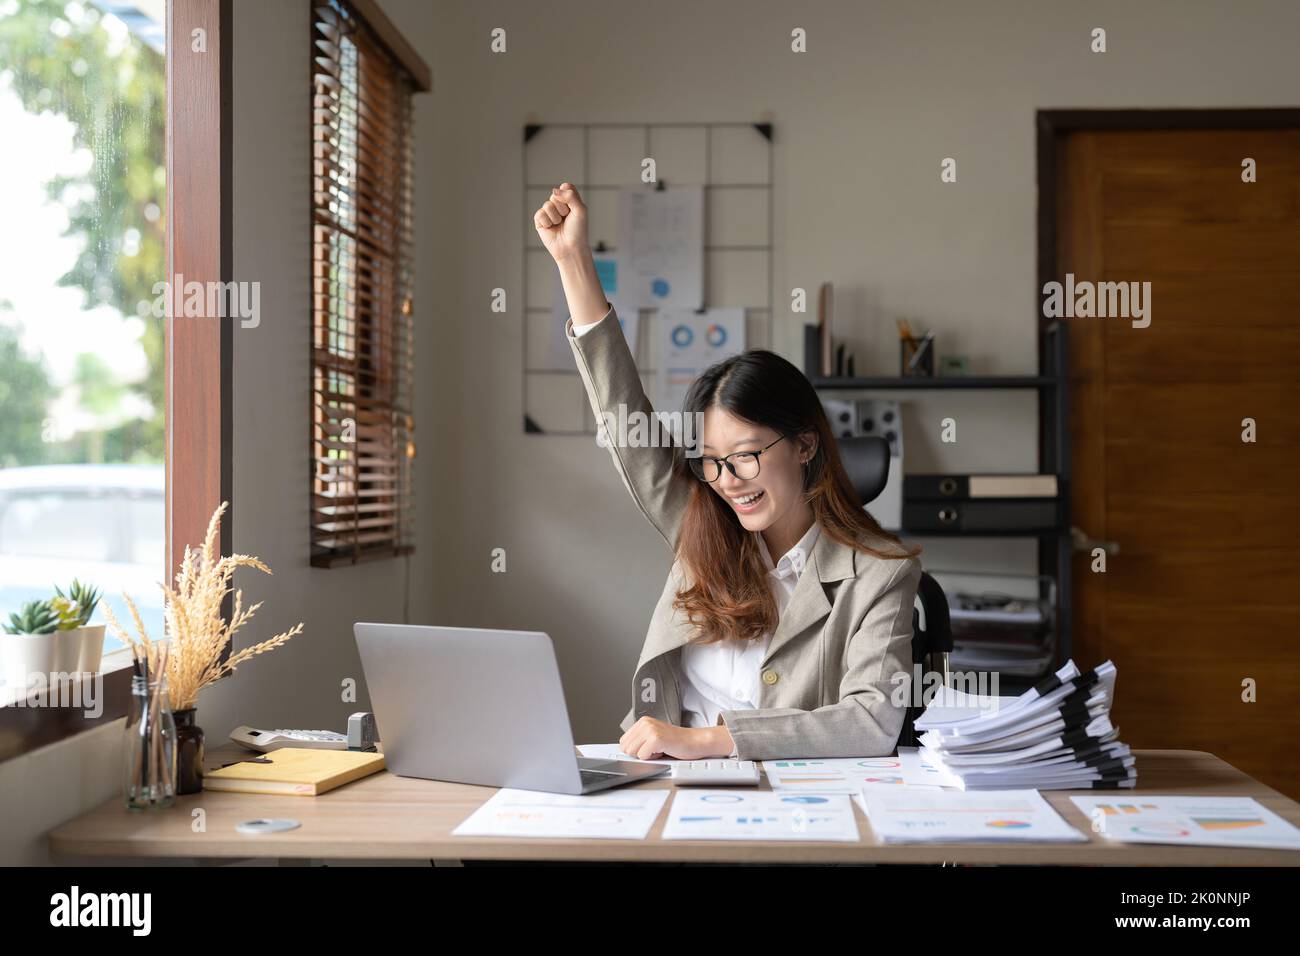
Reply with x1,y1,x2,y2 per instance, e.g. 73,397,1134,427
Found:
567,307,920,761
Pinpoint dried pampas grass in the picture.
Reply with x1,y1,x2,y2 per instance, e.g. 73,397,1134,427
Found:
101,501,305,711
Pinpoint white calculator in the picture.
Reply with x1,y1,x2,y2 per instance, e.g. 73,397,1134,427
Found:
671,759,761,786
230,725,348,753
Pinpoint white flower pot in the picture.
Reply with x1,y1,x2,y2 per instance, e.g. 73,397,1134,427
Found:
2,632,57,690
78,624,107,674
52,627,84,675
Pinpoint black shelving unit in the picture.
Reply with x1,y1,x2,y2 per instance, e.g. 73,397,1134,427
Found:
805,322,1071,675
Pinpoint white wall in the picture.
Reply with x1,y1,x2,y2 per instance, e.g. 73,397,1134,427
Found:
384,0,1299,742
198,0,443,742
0,720,124,866
7,0,1298,864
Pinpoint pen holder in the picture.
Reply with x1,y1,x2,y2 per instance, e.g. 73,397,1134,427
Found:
900,335,935,378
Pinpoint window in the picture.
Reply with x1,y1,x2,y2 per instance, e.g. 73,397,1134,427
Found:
0,491,118,562
0,0,229,759
310,0,422,566
0,0,167,655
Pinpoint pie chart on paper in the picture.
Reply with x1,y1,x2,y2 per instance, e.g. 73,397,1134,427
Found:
1131,823,1191,838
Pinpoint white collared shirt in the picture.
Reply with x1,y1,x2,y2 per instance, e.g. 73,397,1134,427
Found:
680,521,822,743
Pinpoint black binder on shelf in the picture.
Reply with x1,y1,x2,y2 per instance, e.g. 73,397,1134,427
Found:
903,499,1062,534
904,473,1059,499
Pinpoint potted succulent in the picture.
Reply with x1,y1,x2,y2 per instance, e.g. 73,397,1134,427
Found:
3,600,60,690
52,580,104,674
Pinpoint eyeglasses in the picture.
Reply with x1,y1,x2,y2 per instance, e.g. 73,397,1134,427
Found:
688,434,788,482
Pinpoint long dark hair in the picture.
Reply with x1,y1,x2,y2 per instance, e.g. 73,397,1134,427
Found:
673,349,917,645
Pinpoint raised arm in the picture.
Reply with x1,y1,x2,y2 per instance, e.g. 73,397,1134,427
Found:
534,183,692,550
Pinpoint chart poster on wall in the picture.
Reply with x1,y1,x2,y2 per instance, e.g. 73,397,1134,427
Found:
619,186,704,309
548,253,638,369
654,308,745,415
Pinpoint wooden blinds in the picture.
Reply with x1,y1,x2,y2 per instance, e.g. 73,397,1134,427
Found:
311,0,416,567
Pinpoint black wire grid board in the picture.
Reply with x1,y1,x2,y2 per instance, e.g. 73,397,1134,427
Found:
522,122,774,435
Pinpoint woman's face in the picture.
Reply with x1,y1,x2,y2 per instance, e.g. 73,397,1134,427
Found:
699,406,815,534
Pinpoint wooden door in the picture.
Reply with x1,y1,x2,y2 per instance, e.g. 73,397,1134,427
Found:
1058,128,1300,799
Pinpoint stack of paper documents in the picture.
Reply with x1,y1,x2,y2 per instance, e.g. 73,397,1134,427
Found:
914,660,1136,791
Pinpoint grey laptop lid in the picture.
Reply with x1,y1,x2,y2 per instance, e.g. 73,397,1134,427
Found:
354,623,585,793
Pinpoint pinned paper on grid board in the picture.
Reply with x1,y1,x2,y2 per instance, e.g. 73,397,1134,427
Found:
618,186,704,310
654,308,746,415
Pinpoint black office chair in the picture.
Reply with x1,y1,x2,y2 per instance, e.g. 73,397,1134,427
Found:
836,435,952,748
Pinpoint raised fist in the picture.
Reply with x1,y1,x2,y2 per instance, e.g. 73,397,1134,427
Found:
533,182,588,264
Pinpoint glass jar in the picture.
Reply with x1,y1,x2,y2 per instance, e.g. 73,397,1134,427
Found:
123,673,177,810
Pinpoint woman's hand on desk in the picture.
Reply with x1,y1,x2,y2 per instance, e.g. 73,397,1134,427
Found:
619,716,735,761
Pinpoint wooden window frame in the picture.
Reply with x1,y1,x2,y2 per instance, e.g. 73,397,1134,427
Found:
309,0,429,568
0,0,232,761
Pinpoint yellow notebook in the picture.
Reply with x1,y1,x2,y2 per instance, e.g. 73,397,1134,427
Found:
203,748,386,796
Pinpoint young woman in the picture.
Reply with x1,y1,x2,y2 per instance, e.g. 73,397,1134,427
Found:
535,183,921,762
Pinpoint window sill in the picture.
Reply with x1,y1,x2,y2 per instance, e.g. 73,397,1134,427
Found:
0,647,135,762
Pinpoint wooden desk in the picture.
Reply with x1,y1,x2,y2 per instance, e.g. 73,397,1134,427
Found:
48,747,1300,865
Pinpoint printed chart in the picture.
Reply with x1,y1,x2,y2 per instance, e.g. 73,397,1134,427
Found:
1070,795,1300,850
662,790,859,842
858,789,1087,843
763,748,946,793
453,788,670,840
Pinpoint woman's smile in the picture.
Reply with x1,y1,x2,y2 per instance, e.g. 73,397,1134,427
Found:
728,488,767,514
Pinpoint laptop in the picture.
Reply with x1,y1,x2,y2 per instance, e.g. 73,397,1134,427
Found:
354,623,669,795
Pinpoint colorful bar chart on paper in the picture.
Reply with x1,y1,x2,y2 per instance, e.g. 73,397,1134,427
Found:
1070,795,1300,850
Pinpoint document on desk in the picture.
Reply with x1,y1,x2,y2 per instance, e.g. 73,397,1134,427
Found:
452,788,670,840
1070,795,1300,850
662,790,860,842
576,743,677,766
857,789,1087,843
763,747,948,792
